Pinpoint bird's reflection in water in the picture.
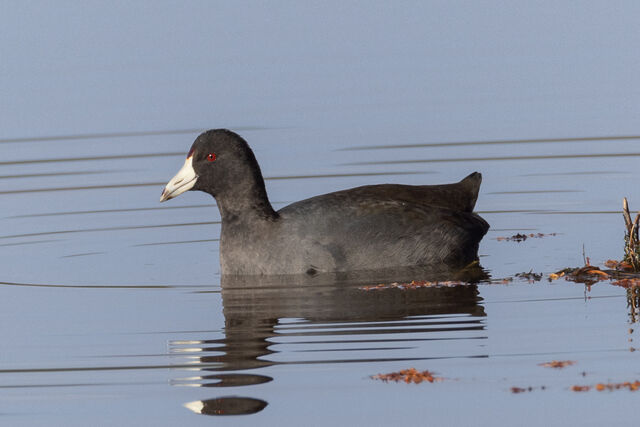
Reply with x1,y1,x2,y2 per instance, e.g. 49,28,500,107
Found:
176,266,488,416
183,396,268,416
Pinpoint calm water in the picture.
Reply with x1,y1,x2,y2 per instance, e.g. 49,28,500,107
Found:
2,2,640,426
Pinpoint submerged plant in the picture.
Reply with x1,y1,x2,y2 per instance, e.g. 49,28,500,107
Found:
622,198,640,272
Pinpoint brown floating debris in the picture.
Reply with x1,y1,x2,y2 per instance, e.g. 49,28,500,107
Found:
587,269,609,278
510,386,546,394
496,232,557,242
515,271,543,282
604,259,635,272
548,271,565,280
549,198,640,285
571,380,640,392
611,278,640,289
549,265,611,285
550,262,640,286
360,280,466,291
372,368,443,384
571,385,591,392
538,360,575,369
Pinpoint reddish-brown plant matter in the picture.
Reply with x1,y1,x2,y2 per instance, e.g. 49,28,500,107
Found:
360,281,466,291
571,380,640,392
539,360,576,368
372,368,443,384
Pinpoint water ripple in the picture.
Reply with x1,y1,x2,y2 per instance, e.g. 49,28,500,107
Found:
0,126,272,144
0,170,118,180
0,221,220,240
0,153,181,166
341,135,640,151
0,172,422,195
344,152,640,166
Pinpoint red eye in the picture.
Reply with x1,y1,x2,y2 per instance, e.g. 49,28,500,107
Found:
207,153,216,162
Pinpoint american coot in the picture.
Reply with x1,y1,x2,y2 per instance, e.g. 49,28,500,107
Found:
160,129,489,275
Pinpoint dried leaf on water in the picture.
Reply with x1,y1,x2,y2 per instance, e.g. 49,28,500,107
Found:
571,385,591,392
571,380,640,392
539,360,576,369
549,265,611,285
372,368,443,384
587,269,609,278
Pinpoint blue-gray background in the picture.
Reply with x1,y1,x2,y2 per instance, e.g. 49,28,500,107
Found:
1,1,639,426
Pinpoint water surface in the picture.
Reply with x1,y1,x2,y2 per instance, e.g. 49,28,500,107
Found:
1,2,640,426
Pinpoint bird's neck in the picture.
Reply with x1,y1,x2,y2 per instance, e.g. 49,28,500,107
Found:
214,178,278,224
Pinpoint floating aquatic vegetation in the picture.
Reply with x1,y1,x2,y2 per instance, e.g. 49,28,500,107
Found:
359,280,467,291
611,278,640,289
571,381,640,392
604,259,635,272
371,368,443,384
538,360,575,369
496,232,557,242
552,199,640,284
571,385,591,392
541,199,640,322
549,263,611,285
515,270,543,282
511,386,546,394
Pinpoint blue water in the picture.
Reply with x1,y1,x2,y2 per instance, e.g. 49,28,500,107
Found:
1,2,640,426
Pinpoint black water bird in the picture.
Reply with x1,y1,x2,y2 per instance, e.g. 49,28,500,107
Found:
160,129,489,275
